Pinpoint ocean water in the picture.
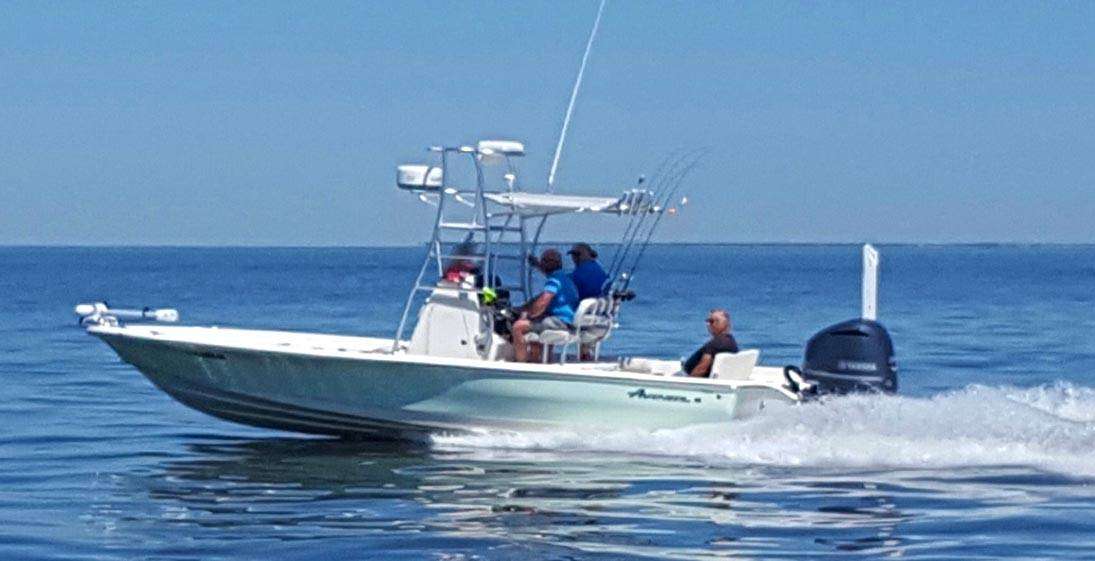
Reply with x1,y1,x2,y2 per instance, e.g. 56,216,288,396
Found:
2,245,1094,560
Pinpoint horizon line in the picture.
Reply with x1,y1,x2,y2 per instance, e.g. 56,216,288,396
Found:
2,241,1093,249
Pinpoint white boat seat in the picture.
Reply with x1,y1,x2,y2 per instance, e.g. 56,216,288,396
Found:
524,297,616,363
523,326,575,364
710,349,760,380
572,297,616,361
526,329,573,346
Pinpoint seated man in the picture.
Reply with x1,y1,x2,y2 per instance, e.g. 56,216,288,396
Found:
442,239,502,293
442,239,479,283
683,309,739,377
568,242,610,361
567,242,609,300
512,249,579,362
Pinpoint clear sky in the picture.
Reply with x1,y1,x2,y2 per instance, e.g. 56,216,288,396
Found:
2,1,1093,245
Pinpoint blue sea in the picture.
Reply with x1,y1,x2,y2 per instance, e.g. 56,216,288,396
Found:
3,245,1094,560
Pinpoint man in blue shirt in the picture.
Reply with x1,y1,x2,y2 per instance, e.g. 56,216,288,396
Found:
567,242,609,300
512,248,579,362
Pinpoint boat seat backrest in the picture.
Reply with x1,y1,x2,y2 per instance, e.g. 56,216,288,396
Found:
710,349,760,381
527,297,616,363
575,297,616,344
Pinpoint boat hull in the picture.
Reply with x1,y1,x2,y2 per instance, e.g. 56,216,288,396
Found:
93,327,794,439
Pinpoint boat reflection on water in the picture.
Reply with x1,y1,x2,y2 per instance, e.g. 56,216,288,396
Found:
96,436,922,559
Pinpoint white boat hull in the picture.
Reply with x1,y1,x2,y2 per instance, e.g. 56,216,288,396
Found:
90,325,797,439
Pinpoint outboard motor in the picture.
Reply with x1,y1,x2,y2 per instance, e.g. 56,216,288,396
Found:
785,244,897,396
800,318,896,394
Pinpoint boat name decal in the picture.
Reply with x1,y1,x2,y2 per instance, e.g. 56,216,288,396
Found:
627,388,697,403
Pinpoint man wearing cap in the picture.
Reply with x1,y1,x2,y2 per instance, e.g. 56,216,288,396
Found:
567,242,609,301
512,248,580,362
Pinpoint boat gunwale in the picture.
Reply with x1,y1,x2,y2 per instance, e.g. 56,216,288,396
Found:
87,324,798,398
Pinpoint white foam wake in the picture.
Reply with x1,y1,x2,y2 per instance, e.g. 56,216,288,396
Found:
432,383,1095,477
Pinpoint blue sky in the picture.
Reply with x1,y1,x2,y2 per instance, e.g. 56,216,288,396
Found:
2,1,1093,245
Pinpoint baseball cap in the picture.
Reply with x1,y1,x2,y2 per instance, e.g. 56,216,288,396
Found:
567,242,597,258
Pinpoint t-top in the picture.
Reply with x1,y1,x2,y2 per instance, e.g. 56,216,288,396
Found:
683,333,740,376
544,269,579,324
570,260,609,301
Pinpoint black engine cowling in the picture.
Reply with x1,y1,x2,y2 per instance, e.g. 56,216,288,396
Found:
801,318,896,394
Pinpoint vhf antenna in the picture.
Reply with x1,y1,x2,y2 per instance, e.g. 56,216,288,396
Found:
547,0,607,193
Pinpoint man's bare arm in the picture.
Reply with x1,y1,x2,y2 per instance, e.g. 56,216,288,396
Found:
689,353,714,377
524,292,554,319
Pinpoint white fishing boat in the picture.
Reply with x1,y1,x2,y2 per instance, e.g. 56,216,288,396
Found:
72,4,896,440
74,137,896,440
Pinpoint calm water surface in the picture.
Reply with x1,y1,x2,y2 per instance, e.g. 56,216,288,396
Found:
2,245,1094,560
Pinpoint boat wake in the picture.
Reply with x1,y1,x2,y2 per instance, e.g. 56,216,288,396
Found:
433,383,1095,477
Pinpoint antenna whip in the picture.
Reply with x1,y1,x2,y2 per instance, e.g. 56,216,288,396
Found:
547,0,607,192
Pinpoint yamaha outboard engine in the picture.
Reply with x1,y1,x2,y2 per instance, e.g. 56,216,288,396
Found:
800,318,896,394
786,244,897,396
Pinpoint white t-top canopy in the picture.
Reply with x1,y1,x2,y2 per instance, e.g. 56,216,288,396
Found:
483,191,657,216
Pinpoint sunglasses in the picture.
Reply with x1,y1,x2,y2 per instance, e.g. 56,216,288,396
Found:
706,318,718,324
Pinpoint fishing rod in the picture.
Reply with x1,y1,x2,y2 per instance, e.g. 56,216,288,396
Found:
606,161,667,277
606,150,691,278
609,149,705,281
615,149,707,287
629,151,706,269
620,148,708,288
